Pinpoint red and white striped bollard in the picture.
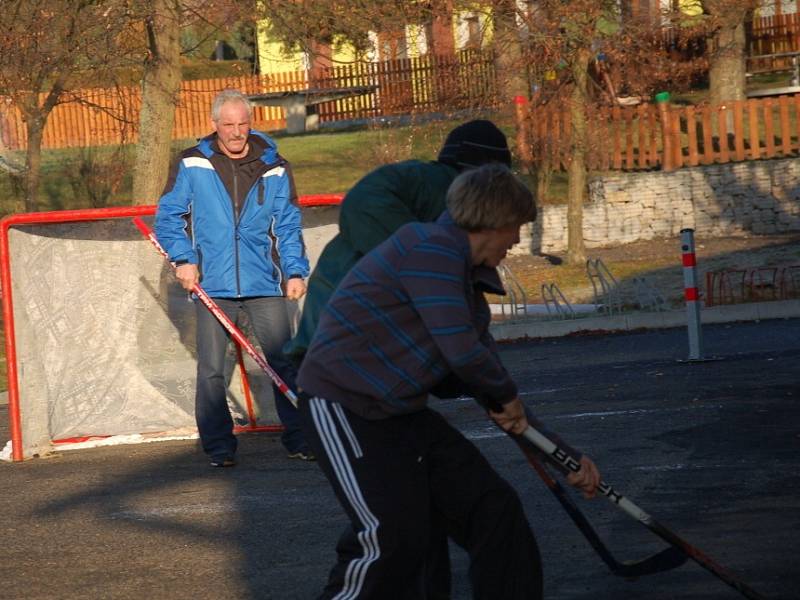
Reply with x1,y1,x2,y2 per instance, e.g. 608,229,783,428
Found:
681,228,703,360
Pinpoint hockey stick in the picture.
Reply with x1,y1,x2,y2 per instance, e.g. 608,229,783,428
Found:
522,425,767,600
132,220,760,595
487,402,686,579
132,217,298,407
512,435,687,579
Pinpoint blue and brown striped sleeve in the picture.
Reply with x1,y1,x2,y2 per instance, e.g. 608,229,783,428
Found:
396,227,517,405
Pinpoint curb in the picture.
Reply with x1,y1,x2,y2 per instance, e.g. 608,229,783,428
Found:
1,302,797,404
489,299,800,341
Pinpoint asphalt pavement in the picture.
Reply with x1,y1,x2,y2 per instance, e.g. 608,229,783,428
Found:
0,316,798,599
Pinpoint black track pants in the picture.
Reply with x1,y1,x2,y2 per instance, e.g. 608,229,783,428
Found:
299,396,543,600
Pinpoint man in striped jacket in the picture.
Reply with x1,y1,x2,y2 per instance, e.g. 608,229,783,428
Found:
297,164,601,599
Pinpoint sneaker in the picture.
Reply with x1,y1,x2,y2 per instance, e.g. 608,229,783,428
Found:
287,450,316,461
210,456,236,467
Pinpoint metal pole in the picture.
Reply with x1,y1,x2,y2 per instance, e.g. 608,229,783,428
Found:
681,228,703,360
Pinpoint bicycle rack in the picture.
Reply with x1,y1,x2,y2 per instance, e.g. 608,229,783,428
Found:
718,269,747,306
779,265,800,299
541,282,575,319
706,267,775,306
497,264,528,317
632,276,668,312
586,258,623,315
586,258,667,313
747,267,780,302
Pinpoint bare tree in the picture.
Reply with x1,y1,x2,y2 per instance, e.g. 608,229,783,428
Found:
523,1,615,265
131,0,182,206
129,0,255,205
0,0,131,212
700,0,759,105
519,0,712,265
492,0,529,95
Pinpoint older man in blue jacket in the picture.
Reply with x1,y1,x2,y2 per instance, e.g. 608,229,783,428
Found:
155,89,311,467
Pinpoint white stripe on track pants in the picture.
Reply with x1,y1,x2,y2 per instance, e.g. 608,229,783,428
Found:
298,395,543,600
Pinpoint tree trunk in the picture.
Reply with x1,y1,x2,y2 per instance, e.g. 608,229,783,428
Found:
493,0,534,178
566,49,590,266
708,10,748,105
23,114,45,213
493,0,529,105
18,82,62,213
131,0,182,206
492,0,539,253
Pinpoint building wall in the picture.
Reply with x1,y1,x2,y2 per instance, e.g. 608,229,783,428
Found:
255,20,359,75
514,157,800,254
255,3,488,75
255,19,307,73
758,1,799,17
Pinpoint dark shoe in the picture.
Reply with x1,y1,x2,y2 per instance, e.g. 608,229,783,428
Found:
210,456,236,467
287,450,316,461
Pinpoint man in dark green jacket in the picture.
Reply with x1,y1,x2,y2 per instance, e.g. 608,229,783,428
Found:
284,119,512,362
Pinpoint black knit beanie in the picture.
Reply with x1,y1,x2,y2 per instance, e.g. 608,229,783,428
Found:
437,119,511,170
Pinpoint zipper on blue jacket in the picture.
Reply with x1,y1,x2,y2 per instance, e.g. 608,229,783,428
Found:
232,159,240,222
231,158,243,296
231,159,282,298
234,226,242,297
233,181,264,297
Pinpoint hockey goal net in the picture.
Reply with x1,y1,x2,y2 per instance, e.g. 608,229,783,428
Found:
1,198,340,461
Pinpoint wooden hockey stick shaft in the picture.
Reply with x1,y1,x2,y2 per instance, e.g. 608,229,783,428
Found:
132,217,298,407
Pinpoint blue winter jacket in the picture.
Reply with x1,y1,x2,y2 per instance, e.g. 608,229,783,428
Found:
155,131,309,298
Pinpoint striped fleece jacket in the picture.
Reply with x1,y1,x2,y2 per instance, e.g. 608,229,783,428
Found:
297,212,517,420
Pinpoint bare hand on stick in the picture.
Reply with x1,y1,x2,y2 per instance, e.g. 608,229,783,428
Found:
175,263,199,291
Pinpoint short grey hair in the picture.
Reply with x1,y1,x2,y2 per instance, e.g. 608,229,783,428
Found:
211,89,253,121
446,163,537,231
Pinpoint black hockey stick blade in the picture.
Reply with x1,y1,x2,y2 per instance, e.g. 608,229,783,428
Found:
513,436,687,579
614,547,688,579
522,425,768,600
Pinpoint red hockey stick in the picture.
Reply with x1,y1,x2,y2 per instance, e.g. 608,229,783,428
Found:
132,217,298,407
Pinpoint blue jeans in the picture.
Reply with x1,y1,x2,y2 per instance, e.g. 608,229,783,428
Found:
195,297,307,458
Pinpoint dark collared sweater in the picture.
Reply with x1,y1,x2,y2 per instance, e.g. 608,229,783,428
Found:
297,213,517,420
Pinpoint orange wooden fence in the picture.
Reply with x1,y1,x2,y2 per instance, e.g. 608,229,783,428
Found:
747,13,800,76
527,94,800,172
749,12,800,57
0,50,496,151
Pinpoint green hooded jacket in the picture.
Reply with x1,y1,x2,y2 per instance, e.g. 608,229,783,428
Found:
286,159,459,360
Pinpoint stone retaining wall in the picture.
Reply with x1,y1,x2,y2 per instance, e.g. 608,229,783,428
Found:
514,157,800,255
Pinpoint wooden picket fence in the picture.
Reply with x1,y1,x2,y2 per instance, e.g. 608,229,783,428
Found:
0,50,496,151
526,94,800,171
749,12,800,57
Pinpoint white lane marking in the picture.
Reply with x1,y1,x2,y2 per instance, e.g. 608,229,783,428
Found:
554,404,723,420
459,403,722,441
109,493,314,520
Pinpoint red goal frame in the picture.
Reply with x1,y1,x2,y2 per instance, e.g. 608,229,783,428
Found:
1,194,342,462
